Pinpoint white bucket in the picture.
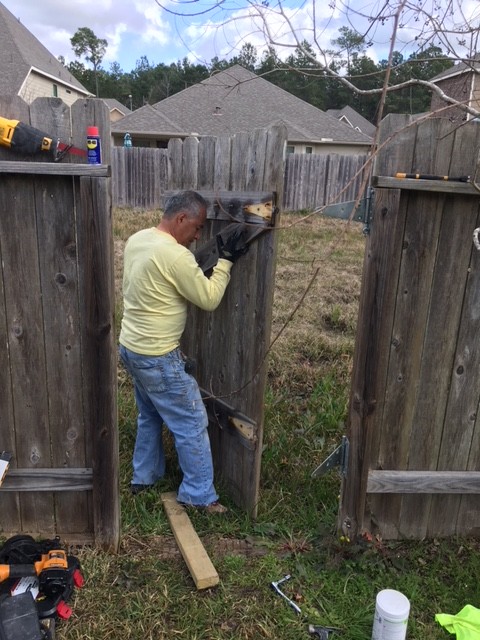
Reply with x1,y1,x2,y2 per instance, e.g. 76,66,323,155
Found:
371,589,410,640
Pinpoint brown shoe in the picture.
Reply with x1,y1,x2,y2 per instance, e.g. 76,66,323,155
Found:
204,501,228,514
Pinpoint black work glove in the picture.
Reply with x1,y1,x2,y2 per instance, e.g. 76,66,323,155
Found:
216,227,249,263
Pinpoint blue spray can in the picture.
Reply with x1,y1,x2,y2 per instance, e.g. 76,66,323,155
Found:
86,126,102,164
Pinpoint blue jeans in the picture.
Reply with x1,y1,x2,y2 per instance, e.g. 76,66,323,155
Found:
119,344,219,506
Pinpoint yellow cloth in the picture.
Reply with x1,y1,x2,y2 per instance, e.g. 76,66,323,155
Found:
120,228,232,355
436,605,480,640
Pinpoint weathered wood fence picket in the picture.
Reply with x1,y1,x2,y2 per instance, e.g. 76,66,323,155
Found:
0,97,119,550
111,146,367,212
340,114,480,539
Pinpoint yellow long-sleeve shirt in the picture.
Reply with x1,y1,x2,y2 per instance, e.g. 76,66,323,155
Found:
119,228,232,355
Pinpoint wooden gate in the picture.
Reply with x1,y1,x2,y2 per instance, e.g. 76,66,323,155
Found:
171,126,287,516
0,97,119,549
340,115,480,539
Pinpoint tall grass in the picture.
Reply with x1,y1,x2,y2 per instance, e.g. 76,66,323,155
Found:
57,209,479,640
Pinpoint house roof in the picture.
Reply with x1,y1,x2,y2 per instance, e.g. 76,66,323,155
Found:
112,65,372,145
327,105,376,137
430,58,473,82
112,104,185,136
0,1,90,96
103,98,131,116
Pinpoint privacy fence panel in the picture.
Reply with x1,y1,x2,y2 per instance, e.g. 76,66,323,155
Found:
0,97,119,550
283,152,368,211
112,147,168,209
340,115,480,540
111,146,367,213
175,125,287,515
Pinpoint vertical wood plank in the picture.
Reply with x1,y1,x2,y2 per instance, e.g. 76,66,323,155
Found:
35,174,90,534
71,98,111,165
182,137,199,189
168,138,183,190
76,176,119,550
214,136,231,190
339,188,405,537
30,98,72,163
198,137,216,189
0,179,21,530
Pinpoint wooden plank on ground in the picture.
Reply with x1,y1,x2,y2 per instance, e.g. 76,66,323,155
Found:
161,492,219,590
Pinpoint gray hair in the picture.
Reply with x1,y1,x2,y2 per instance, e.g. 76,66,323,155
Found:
163,190,207,220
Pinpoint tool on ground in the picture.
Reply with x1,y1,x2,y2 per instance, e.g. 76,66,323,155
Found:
0,535,84,624
0,549,68,584
0,115,87,162
308,623,341,639
270,574,302,614
0,592,46,640
395,172,470,182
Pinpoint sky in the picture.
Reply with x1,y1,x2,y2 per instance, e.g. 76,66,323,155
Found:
3,0,480,74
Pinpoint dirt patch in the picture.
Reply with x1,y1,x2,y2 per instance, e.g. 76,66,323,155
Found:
121,534,271,560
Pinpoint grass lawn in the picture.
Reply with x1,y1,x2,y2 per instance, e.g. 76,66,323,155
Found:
58,209,480,640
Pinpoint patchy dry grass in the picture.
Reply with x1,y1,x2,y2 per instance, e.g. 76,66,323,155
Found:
55,208,479,640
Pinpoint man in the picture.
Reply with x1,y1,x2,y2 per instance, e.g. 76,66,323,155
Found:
119,190,247,514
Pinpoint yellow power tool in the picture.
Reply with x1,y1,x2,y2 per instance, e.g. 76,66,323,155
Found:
0,115,86,161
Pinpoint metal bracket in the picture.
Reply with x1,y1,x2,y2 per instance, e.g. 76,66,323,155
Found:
311,436,349,478
321,187,374,235
243,201,274,222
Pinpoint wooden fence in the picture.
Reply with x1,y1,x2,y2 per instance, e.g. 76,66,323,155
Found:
340,114,480,539
171,128,287,515
283,152,368,211
0,97,119,550
112,146,368,212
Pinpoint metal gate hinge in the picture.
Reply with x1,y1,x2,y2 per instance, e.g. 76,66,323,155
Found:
320,187,374,235
311,436,349,478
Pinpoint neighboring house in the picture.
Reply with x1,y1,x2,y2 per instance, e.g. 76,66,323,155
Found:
327,105,377,137
430,59,476,122
102,98,132,123
111,65,372,154
0,1,91,106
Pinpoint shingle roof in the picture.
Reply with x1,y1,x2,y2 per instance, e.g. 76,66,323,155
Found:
103,98,131,115
430,58,474,82
0,1,90,96
111,104,185,135
113,65,372,145
327,105,376,137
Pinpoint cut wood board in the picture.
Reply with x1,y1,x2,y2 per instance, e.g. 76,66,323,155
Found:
161,492,219,589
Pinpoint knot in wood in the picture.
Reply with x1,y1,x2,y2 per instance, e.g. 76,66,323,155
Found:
55,272,67,285
67,428,78,441
64,242,77,259
12,324,23,338
98,323,112,339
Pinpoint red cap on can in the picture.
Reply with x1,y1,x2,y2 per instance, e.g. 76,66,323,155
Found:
87,126,99,136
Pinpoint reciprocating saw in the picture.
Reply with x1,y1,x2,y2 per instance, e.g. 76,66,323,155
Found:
0,115,87,161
